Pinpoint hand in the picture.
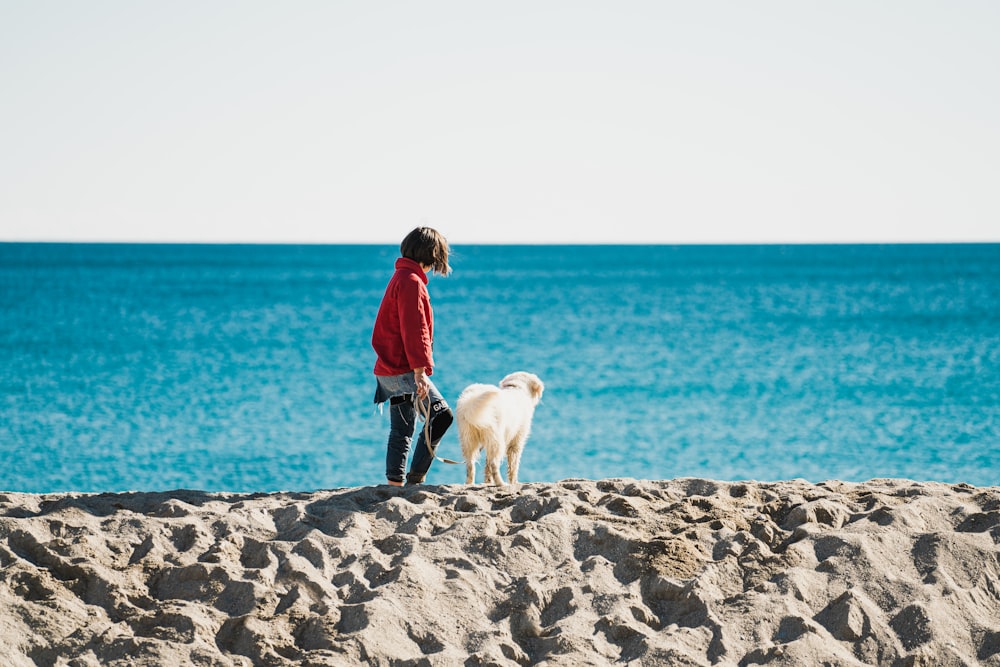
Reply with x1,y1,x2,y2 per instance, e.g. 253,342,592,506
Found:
413,369,430,398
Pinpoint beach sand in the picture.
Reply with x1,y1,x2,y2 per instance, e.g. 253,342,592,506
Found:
1,477,998,666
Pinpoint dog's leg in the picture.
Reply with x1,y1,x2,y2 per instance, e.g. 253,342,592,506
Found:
486,457,505,486
465,458,476,485
507,443,523,485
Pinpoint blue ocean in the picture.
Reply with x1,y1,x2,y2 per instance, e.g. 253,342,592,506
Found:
1,243,998,493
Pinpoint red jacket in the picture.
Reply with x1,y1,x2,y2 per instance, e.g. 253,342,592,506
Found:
372,258,435,376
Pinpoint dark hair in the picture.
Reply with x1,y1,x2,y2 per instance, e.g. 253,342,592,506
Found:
400,227,451,276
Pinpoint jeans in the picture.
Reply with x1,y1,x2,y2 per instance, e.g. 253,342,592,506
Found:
375,373,453,484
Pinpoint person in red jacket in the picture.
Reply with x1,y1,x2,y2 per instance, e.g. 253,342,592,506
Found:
372,227,454,486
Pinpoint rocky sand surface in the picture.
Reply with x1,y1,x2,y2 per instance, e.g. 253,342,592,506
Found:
1,477,999,666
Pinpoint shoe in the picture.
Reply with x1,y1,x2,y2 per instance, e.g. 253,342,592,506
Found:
405,472,426,486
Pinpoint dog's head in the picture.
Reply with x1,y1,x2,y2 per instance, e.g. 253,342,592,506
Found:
499,372,544,405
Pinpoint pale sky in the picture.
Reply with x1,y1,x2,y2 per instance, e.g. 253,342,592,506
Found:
2,1,998,245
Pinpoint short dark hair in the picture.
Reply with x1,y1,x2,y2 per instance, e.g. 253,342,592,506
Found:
400,227,451,276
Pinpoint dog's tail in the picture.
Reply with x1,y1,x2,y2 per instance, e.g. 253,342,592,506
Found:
455,384,501,430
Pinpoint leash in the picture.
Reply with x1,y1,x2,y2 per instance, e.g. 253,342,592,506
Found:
416,394,462,465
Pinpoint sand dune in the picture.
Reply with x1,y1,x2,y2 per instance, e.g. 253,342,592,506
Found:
1,477,999,666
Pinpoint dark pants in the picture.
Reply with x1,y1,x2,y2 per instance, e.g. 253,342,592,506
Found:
375,373,453,484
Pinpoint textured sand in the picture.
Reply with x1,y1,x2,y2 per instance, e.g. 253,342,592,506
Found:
1,477,999,666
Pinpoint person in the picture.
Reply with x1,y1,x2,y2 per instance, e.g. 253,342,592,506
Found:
371,227,454,486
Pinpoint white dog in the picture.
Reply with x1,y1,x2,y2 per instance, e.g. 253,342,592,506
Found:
455,371,544,485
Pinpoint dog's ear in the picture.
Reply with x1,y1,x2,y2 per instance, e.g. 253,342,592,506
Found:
529,376,544,401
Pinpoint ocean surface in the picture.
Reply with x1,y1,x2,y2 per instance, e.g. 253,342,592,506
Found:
1,243,998,493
